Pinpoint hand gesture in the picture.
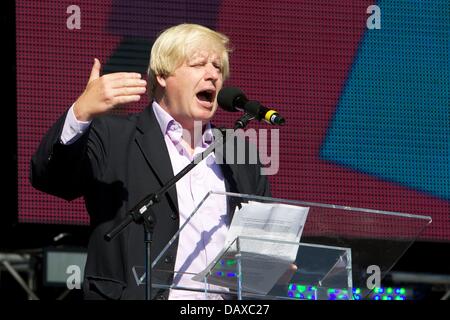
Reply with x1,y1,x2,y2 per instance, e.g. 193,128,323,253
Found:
73,58,147,121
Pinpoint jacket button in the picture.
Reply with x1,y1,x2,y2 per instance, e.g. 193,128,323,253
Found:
170,213,178,220
164,256,173,264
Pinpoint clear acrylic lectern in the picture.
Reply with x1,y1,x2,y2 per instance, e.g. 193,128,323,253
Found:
132,191,431,300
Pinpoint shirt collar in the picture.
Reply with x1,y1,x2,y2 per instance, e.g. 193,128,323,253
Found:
151,100,215,148
152,100,175,137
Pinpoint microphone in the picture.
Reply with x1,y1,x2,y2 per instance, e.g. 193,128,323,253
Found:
218,87,285,125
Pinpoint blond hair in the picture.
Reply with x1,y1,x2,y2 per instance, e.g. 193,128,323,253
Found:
147,23,231,99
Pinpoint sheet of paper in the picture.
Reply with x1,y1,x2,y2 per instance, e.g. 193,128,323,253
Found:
193,201,309,295
226,201,308,259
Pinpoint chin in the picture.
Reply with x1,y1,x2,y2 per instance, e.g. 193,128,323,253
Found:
194,111,215,122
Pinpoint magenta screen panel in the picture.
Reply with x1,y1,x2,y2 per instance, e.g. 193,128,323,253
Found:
17,1,449,241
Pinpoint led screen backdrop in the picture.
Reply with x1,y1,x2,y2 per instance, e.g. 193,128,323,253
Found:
17,1,449,241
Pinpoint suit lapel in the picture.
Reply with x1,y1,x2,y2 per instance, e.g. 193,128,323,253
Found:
134,117,245,220
216,128,242,221
221,163,242,222
134,105,178,212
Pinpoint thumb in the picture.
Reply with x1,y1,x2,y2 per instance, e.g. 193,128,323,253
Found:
88,58,101,83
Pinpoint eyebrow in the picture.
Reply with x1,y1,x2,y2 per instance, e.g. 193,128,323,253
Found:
188,56,206,64
188,56,222,67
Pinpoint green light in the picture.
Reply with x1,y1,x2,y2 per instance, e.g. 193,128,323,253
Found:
311,286,317,291
386,287,393,294
295,293,301,298
382,296,388,300
298,285,306,293
395,296,402,300
307,294,312,300
288,284,293,291
226,259,236,266
328,288,334,293
355,288,361,294
400,288,406,295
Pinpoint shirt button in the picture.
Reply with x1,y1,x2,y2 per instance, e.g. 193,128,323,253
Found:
164,256,173,263
170,213,178,220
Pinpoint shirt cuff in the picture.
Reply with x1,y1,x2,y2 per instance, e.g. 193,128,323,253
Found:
60,104,92,145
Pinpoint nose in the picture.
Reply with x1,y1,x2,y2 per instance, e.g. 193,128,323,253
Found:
205,63,220,81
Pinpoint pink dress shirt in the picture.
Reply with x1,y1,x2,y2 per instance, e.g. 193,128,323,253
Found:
61,102,229,299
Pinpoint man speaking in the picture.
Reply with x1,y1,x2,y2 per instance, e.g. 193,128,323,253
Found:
31,23,270,300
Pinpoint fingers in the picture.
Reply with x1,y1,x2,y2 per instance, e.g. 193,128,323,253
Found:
95,72,147,100
106,76,147,100
100,73,147,95
112,86,146,96
113,95,142,105
95,72,147,109
88,58,101,83
77,62,147,121
104,72,143,81
110,78,147,89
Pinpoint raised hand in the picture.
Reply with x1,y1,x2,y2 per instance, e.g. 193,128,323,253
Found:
73,58,147,121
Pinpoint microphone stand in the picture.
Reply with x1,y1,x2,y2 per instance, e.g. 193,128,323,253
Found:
104,112,255,300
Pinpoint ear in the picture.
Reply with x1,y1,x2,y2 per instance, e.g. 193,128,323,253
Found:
156,74,167,88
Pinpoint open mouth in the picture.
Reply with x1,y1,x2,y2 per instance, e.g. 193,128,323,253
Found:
196,89,216,104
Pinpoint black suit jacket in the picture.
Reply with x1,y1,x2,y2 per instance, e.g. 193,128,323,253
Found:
31,105,270,299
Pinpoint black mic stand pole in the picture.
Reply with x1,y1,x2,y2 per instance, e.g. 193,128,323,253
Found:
104,113,254,300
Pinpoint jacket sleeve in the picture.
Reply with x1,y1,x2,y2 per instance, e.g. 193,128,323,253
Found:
30,111,109,201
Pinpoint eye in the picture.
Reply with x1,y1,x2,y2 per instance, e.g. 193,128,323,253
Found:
189,59,206,68
212,63,222,72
